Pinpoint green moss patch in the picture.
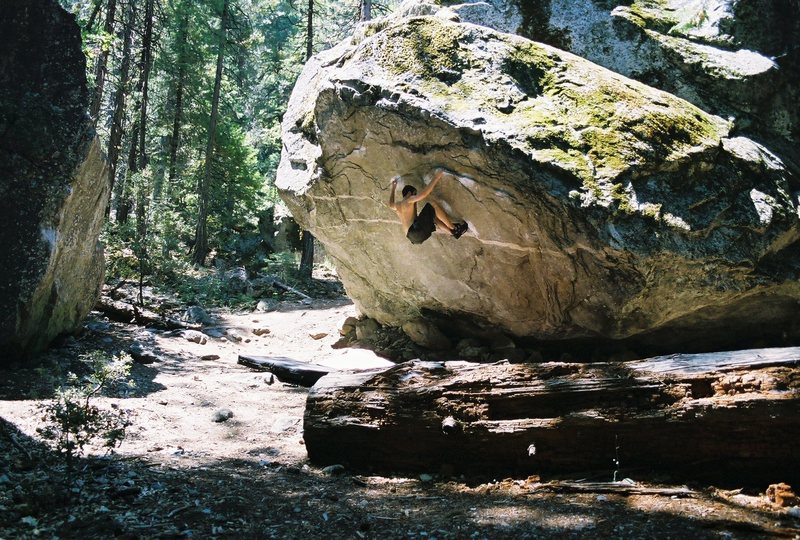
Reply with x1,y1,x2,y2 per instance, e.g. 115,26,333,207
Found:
372,17,471,84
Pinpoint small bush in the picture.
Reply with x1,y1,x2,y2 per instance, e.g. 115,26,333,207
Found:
36,352,134,470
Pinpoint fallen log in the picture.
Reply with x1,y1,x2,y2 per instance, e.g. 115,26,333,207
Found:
304,346,800,484
95,296,198,330
238,355,331,387
272,279,311,301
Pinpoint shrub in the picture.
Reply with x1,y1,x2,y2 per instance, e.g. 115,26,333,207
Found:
36,351,134,470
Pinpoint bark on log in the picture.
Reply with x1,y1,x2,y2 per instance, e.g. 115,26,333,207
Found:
304,347,800,484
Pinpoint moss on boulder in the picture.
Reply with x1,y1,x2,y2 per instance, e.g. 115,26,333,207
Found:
276,12,800,355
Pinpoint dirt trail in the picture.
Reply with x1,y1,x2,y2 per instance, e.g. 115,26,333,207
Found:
0,296,798,539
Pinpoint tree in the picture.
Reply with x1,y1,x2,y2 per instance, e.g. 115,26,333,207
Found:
298,0,315,279
192,0,229,266
62,0,399,283
105,0,135,216
89,0,117,123
164,1,190,195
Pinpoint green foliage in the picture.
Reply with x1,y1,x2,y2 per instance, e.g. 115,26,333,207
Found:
63,0,399,281
36,352,134,469
163,250,302,308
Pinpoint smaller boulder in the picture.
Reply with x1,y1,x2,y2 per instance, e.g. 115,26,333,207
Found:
402,319,452,351
182,305,212,325
182,330,208,345
355,318,380,341
224,267,250,293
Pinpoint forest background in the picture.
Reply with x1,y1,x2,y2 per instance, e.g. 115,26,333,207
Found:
61,0,396,304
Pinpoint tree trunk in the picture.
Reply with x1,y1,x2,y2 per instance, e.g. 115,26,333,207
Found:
116,0,155,225
137,0,156,172
192,0,228,266
85,0,103,32
90,0,117,123
305,0,313,61
298,0,315,278
304,347,800,485
114,117,138,223
106,0,135,215
299,230,314,278
164,6,189,197
360,0,371,21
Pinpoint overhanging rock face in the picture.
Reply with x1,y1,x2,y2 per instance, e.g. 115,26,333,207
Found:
276,14,800,354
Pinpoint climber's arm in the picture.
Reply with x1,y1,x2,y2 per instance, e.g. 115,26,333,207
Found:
407,170,444,203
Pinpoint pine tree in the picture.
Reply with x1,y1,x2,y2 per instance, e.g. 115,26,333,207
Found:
192,0,229,266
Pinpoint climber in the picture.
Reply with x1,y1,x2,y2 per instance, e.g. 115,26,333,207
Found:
388,168,468,244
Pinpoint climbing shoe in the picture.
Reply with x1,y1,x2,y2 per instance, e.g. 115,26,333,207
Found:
452,222,468,239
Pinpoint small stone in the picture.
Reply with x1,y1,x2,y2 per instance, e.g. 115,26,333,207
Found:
252,327,271,336
225,329,244,342
766,483,799,507
182,330,208,344
204,327,226,338
339,316,359,336
212,408,234,422
355,318,380,341
322,464,346,476
402,319,451,350
200,354,220,361
255,299,277,312
128,342,163,364
419,473,434,482
309,332,328,340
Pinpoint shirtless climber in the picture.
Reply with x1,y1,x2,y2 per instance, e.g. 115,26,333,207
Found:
388,168,468,244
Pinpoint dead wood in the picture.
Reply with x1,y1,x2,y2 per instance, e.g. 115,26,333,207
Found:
303,347,800,484
95,296,199,330
537,481,695,497
237,355,331,387
272,280,311,300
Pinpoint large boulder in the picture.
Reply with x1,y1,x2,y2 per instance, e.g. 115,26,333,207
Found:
277,13,800,354
508,0,800,160
0,0,110,363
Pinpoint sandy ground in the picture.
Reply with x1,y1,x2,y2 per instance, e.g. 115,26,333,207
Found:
1,294,799,539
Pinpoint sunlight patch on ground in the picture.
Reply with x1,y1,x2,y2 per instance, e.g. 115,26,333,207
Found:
316,348,394,370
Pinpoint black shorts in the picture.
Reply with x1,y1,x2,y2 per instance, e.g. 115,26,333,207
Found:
406,203,436,244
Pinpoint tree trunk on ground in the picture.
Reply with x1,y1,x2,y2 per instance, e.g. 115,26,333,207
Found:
192,0,228,266
304,347,800,485
95,296,199,330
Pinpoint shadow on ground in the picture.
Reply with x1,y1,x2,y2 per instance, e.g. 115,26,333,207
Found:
1,416,797,539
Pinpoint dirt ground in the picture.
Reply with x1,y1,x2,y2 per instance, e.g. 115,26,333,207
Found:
1,284,799,539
